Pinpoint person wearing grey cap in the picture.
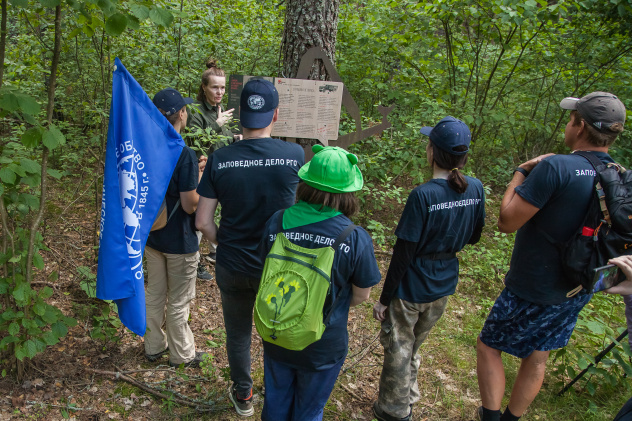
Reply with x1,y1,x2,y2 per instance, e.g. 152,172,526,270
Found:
476,92,626,421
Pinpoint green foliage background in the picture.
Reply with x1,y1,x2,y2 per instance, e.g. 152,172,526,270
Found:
1,0,632,417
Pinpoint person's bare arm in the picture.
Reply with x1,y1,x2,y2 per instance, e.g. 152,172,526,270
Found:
180,190,199,214
497,153,554,233
195,197,218,244
350,285,372,307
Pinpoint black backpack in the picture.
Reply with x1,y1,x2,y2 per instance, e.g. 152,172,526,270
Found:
539,151,632,296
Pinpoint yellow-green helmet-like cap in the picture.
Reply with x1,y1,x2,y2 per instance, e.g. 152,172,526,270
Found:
298,145,364,193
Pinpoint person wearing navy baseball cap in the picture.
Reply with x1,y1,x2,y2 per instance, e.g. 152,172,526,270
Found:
196,77,304,416
476,92,626,421
239,79,280,129
145,87,209,369
372,116,485,421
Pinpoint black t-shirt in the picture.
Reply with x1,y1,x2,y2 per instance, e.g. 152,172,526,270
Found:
146,147,199,254
196,137,305,277
505,152,614,305
393,177,486,303
259,211,382,370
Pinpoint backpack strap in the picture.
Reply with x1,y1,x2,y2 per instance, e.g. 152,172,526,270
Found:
574,150,610,225
324,223,357,325
167,199,181,224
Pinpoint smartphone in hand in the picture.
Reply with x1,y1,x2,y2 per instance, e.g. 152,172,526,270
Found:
593,264,624,292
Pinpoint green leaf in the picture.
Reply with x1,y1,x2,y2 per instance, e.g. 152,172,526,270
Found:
130,4,149,20
20,158,41,174
47,169,63,179
9,255,21,263
14,344,26,361
33,301,46,316
0,167,16,184
0,335,18,350
51,321,68,338
21,175,41,187
0,93,19,112
42,331,59,346
149,6,174,27
15,94,41,116
33,252,44,270
42,308,58,324
105,13,128,36
42,125,65,150
21,127,43,148
21,193,40,211
9,0,28,7
12,282,29,303
38,0,61,6
24,339,38,359
40,286,54,299
8,321,20,336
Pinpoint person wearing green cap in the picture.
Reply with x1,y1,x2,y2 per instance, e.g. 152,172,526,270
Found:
258,145,381,421
372,117,486,421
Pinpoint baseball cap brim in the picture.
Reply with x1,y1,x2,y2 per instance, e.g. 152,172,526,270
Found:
420,126,433,136
560,97,580,110
240,108,276,130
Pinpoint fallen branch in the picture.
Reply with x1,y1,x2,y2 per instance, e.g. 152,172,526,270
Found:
86,368,214,410
340,383,366,402
374,250,393,257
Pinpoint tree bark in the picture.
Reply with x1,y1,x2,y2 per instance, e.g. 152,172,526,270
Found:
281,0,339,80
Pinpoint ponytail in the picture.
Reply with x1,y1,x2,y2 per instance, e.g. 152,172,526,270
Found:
431,142,469,194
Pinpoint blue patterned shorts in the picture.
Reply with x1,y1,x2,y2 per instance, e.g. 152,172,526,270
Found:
479,288,592,358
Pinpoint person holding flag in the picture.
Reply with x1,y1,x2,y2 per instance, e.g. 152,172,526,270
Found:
143,88,208,368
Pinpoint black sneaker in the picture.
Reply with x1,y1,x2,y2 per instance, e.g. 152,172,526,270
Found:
229,384,254,417
197,264,213,280
372,401,411,421
145,347,168,362
205,252,217,264
168,351,208,368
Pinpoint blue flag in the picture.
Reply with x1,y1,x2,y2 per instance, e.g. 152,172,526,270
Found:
96,58,184,336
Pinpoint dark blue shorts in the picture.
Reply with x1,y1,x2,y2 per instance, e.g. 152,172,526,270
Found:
479,288,592,358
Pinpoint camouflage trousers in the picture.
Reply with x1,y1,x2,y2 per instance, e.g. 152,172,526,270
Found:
376,297,449,419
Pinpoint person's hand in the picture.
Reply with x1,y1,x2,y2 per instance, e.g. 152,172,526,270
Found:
373,301,388,322
233,134,243,141
519,153,555,172
216,106,234,127
604,255,632,295
198,155,207,173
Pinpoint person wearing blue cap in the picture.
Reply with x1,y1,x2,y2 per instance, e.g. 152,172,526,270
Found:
258,145,381,421
476,92,626,421
372,116,486,421
144,88,208,368
195,78,304,417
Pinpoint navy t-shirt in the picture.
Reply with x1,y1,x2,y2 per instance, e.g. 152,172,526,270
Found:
260,211,382,370
394,177,486,303
146,147,199,254
505,152,614,305
196,138,304,277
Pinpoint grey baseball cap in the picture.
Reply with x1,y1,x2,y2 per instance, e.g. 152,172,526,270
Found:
560,91,626,132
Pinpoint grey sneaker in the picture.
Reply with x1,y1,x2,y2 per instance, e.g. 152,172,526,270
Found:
168,351,208,368
197,264,213,280
229,384,254,417
145,347,168,362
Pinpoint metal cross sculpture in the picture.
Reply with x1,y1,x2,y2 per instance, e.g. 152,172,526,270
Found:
289,47,395,161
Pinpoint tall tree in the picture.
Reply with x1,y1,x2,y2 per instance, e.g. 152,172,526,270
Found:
281,0,339,79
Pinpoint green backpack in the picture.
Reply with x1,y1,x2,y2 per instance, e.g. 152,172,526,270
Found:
254,214,357,351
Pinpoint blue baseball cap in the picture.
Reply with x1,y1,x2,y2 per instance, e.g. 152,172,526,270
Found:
420,116,471,155
152,88,194,116
240,79,279,129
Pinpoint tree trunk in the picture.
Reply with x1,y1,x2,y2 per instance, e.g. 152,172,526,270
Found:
281,0,339,80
